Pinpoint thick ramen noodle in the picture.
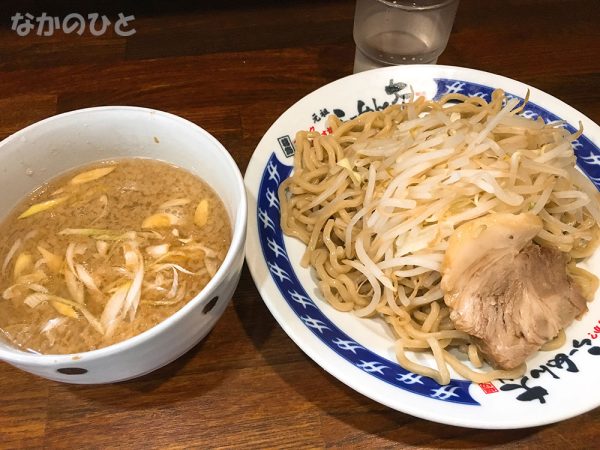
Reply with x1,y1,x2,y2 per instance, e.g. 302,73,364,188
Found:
279,89,600,384
0,159,231,354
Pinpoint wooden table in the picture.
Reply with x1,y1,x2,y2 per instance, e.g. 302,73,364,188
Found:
0,0,599,447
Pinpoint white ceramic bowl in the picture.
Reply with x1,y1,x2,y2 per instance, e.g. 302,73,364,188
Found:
0,107,247,383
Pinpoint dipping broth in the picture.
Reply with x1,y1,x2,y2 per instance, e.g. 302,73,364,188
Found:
0,159,231,354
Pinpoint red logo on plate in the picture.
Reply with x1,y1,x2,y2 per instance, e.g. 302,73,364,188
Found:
479,382,499,394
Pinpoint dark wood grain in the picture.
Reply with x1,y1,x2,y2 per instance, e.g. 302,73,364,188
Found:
0,0,599,448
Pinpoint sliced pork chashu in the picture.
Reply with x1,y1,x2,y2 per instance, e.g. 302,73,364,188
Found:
441,213,588,370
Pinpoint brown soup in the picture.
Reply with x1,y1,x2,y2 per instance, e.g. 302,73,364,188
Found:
0,158,231,354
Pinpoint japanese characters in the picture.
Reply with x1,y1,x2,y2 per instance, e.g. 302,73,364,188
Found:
10,12,136,37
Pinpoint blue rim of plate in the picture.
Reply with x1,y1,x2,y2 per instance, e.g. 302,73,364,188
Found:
247,68,600,426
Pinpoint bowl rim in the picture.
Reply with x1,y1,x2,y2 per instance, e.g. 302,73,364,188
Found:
0,105,247,365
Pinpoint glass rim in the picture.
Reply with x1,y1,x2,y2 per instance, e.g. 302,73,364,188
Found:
373,0,459,11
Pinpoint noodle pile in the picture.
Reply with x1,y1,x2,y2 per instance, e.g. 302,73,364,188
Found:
279,89,600,384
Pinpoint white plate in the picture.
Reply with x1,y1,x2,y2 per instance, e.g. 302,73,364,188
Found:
244,65,600,429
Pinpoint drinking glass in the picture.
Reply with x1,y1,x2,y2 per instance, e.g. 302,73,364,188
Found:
353,0,460,72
